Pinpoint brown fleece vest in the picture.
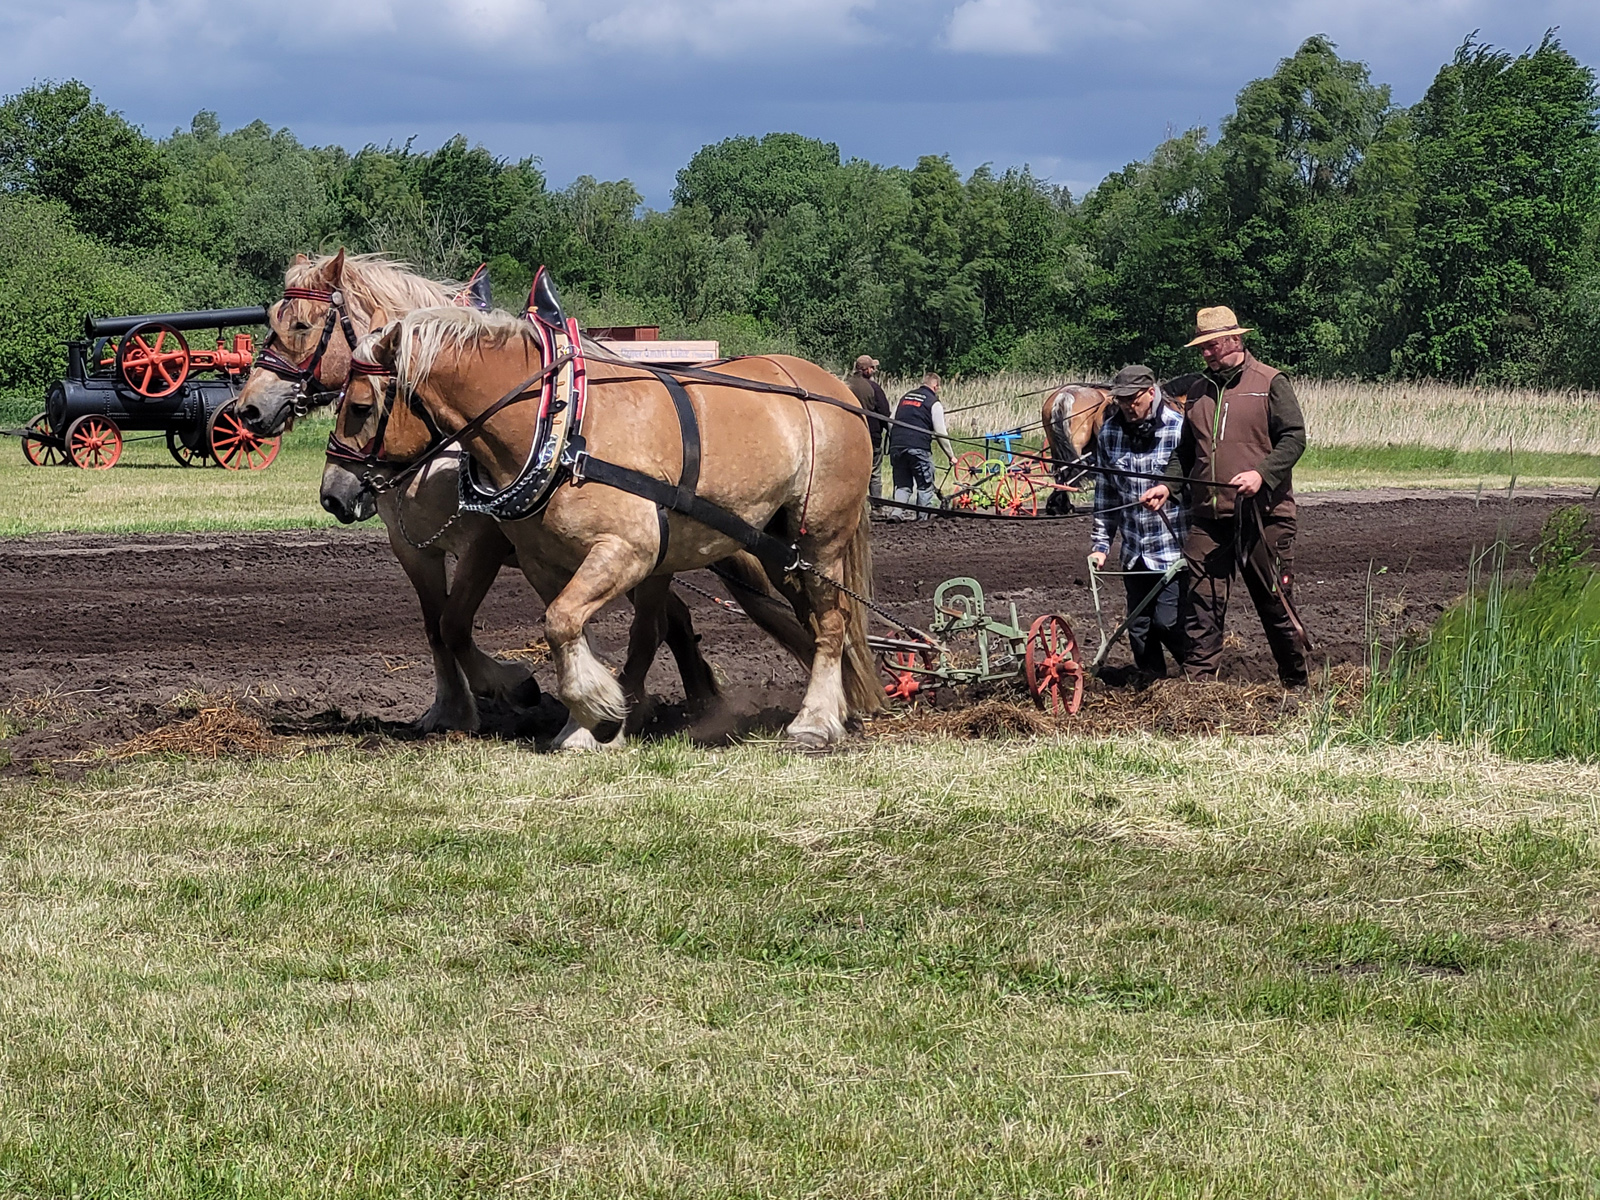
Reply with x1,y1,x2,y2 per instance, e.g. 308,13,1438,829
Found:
1183,354,1295,519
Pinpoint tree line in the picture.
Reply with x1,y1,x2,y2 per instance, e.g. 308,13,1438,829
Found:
1,30,1597,409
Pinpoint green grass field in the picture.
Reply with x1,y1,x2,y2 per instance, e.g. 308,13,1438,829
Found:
3,733,1598,1197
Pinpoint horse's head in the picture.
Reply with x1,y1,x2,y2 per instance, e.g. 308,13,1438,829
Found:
320,325,436,524
238,249,369,437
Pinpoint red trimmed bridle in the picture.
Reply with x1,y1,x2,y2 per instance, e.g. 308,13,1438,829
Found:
324,356,410,474
255,285,362,416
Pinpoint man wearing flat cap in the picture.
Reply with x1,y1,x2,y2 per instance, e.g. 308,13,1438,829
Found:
845,354,892,502
1087,365,1190,677
1147,307,1310,687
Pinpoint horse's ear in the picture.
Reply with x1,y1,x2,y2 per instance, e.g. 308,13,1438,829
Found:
322,247,347,288
372,322,403,371
292,253,309,266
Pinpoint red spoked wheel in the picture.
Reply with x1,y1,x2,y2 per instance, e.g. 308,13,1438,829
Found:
22,413,63,466
951,452,1000,510
994,473,1039,517
880,647,936,704
209,400,280,471
64,414,123,470
1024,613,1085,716
115,322,191,398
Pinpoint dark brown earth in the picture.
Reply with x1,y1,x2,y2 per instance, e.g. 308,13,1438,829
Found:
2,490,1595,768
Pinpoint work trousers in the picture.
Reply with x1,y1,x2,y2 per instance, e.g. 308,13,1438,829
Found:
1180,513,1308,686
889,448,937,519
1123,568,1188,677
869,432,886,500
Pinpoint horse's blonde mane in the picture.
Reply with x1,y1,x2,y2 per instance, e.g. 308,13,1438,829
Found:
286,253,455,320
392,306,536,394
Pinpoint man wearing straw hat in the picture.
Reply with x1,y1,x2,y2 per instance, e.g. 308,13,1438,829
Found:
1148,306,1310,687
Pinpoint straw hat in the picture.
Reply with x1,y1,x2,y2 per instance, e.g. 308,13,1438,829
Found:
1184,306,1253,348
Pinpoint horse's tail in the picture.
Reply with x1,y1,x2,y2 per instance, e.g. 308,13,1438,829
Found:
840,497,884,718
1040,389,1063,465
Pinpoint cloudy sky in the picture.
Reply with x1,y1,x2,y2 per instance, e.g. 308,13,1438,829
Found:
1,0,1597,205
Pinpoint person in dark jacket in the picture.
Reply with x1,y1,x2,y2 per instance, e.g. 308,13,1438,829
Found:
845,354,892,501
887,373,956,520
1146,307,1310,686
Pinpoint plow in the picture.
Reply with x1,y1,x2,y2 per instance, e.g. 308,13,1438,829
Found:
868,577,1087,716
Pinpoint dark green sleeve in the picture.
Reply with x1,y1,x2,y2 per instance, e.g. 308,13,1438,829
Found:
1257,374,1306,489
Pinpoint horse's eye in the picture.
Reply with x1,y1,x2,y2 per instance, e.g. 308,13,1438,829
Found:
348,403,373,419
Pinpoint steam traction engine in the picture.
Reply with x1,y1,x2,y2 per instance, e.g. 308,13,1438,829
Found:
21,307,280,470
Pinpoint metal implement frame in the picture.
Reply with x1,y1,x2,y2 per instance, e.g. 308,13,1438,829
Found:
866,577,1027,688
1086,555,1185,673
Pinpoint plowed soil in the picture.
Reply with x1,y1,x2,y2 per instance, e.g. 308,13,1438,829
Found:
2,490,1594,769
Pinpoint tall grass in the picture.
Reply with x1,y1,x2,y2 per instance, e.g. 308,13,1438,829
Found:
1355,509,1600,760
877,372,1600,456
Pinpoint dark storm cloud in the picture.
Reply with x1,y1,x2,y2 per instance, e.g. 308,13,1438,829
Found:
1,0,1596,203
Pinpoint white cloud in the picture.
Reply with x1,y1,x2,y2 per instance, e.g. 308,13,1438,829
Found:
943,0,1055,54
586,0,876,56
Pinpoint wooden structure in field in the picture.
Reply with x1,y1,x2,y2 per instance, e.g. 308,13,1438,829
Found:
587,325,719,366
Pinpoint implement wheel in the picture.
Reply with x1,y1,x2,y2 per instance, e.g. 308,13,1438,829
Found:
22,413,63,466
65,414,123,470
166,427,206,467
209,400,280,470
994,473,1039,517
1024,613,1085,716
880,647,937,704
116,322,191,398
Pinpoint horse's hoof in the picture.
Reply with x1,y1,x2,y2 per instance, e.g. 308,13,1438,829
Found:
784,728,834,755
507,677,543,710
548,716,626,753
415,704,476,735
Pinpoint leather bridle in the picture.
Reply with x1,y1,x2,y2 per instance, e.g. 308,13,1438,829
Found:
255,285,362,416
324,357,422,477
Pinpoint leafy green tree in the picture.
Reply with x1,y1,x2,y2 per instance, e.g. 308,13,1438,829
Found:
0,81,168,246
1212,36,1414,374
0,196,179,409
674,133,840,240
1392,33,1600,381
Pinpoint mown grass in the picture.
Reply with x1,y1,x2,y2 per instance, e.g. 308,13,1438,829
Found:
0,416,340,537
2,734,1599,1196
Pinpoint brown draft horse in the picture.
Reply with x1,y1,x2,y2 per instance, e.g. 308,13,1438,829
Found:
322,330,813,745
237,252,724,735
1040,384,1112,512
1040,375,1202,512
359,306,881,750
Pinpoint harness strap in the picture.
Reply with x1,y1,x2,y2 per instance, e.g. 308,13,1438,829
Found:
651,369,702,568
571,453,794,574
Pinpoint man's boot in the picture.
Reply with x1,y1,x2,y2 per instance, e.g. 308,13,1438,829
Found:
890,487,915,521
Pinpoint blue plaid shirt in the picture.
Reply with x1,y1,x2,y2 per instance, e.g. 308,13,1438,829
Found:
1090,400,1189,571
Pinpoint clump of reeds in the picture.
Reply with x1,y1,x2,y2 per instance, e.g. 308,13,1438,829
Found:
1354,506,1600,760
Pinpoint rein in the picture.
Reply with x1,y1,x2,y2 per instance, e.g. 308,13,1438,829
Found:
254,285,362,415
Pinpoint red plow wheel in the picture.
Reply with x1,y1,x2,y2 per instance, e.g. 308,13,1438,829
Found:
1024,613,1085,716
209,400,280,471
22,413,63,466
880,647,936,704
994,473,1039,517
115,322,192,398
64,414,123,470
